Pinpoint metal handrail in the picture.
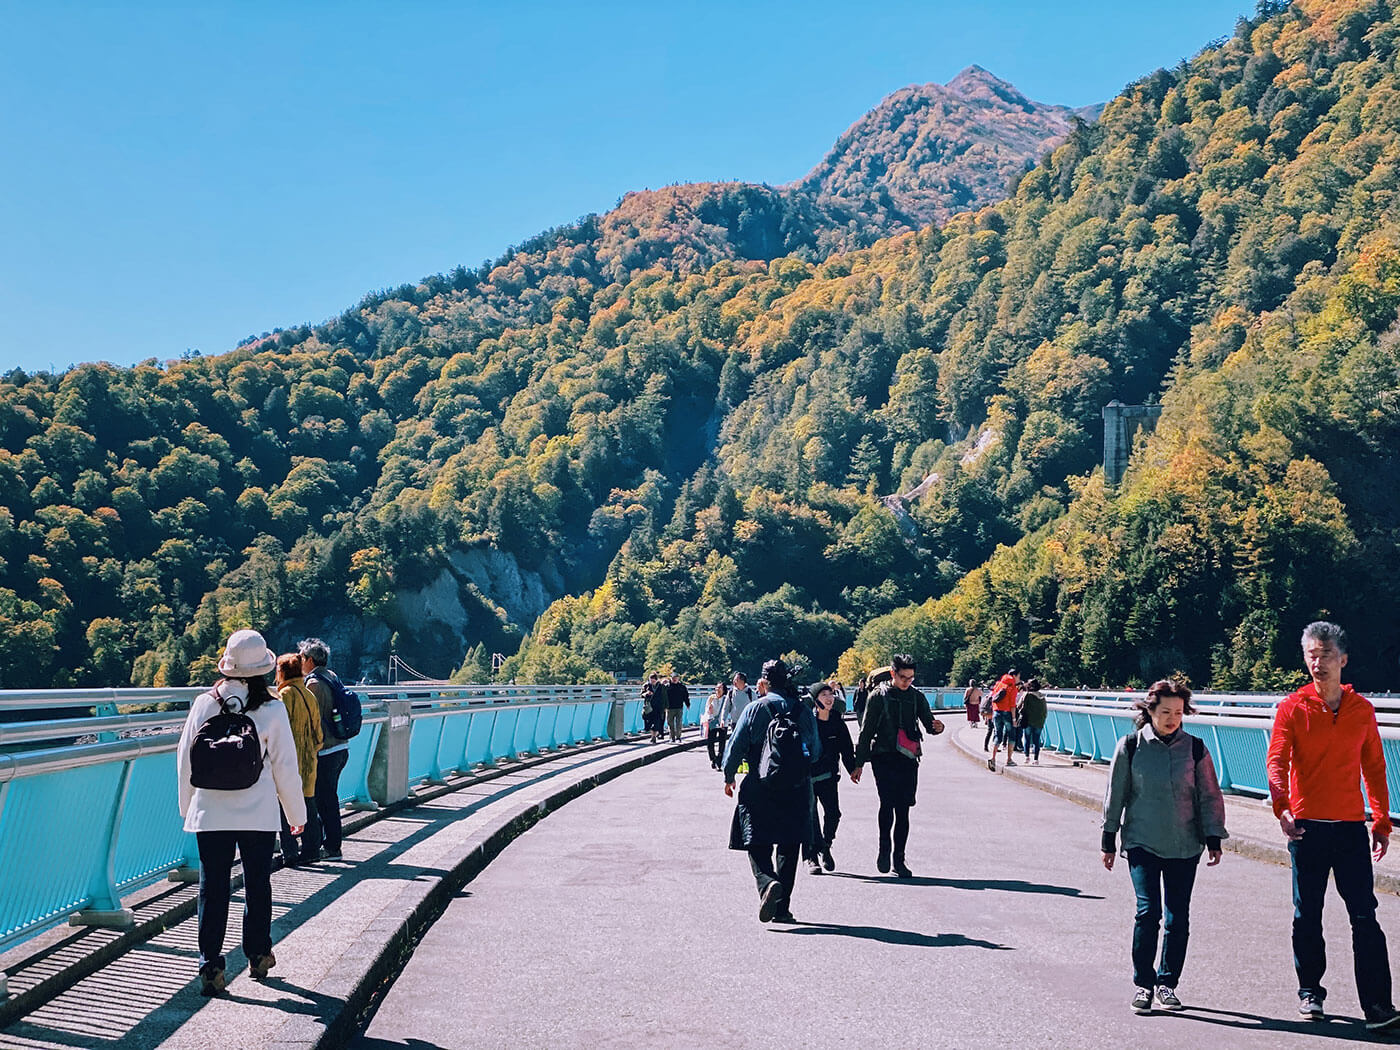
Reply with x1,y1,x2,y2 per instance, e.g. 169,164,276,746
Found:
0,683,651,963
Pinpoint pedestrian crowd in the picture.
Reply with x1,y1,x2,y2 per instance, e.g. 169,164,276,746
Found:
705,620,1400,1034
175,618,1400,1033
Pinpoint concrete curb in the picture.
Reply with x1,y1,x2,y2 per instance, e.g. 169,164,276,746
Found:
0,733,693,1028
944,722,1400,898
269,737,705,1049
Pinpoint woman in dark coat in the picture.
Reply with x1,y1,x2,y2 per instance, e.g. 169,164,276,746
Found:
722,659,820,923
852,654,943,878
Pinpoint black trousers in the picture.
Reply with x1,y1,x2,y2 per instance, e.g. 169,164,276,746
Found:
707,724,729,766
279,795,320,863
748,844,799,903
311,748,349,854
196,829,275,973
803,776,842,859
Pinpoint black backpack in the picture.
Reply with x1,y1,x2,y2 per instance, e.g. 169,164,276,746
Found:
309,667,363,739
190,695,264,791
758,697,810,789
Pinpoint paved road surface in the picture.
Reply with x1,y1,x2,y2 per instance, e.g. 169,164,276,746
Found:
355,737,1400,1049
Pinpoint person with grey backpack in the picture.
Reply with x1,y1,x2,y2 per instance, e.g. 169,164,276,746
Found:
1100,679,1228,1015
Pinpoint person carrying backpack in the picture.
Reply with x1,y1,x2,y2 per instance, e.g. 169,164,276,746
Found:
722,658,820,924
851,654,943,878
299,637,359,861
177,629,306,997
1101,679,1228,1016
274,652,322,867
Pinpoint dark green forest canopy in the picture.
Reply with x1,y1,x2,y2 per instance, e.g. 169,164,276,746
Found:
5,0,1400,692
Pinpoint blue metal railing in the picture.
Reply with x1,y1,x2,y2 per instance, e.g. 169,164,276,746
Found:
0,683,647,961
1040,690,1400,813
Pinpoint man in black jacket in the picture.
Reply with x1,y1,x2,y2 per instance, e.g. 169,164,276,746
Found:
723,659,821,923
665,675,690,742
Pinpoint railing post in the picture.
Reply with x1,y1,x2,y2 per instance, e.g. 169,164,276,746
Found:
95,701,119,743
70,758,136,929
607,697,629,740
369,699,412,806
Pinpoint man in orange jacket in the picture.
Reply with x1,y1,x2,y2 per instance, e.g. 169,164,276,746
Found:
986,669,1019,772
1266,621,1399,1031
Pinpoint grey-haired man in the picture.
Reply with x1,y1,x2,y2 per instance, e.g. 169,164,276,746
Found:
299,638,349,861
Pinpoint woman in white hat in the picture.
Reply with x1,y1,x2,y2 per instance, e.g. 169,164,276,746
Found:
177,628,307,996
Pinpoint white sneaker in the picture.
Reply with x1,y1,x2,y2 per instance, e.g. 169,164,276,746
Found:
1031,759,1040,766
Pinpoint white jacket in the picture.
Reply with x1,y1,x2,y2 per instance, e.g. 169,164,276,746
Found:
177,680,308,833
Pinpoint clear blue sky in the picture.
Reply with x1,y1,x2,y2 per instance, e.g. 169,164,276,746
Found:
1,1,1248,374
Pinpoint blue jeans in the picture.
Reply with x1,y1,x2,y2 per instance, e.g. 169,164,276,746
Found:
1023,725,1042,760
1127,847,1200,989
196,829,274,973
1290,820,1393,1016
993,710,1015,746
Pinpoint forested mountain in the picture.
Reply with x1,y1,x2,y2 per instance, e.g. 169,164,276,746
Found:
6,0,1400,693
796,65,1103,228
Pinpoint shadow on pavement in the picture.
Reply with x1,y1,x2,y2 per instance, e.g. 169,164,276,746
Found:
826,871,1103,899
771,921,1012,950
1162,1006,1385,1042
352,1039,450,1050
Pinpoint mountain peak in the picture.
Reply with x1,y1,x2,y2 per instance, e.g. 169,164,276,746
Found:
795,69,1087,228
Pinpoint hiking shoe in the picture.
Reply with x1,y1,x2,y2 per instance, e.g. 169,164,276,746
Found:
1365,1009,1400,1031
249,952,276,980
893,861,913,879
806,859,822,876
199,968,226,997
758,882,784,923
876,846,891,873
987,758,996,772
820,848,835,871
1156,986,1183,1010
1298,994,1324,1020
1132,987,1153,1014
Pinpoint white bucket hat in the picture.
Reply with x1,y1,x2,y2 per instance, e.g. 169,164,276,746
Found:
217,629,276,678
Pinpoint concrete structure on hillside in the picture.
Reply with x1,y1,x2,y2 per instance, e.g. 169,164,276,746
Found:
1102,400,1162,486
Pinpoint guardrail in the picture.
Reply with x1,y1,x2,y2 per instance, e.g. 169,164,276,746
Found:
0,683,678,974
1039,689,1400,818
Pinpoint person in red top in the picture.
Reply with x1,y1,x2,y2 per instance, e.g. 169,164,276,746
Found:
986,669,1019,772
1266,620,1400,1031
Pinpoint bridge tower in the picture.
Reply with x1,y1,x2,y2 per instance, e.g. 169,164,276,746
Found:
1102,400,1162,486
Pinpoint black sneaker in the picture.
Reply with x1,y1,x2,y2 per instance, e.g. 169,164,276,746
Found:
820,847,835,871
806,859,822,876
893,861,914,879
771,911,798,924
1366,1009,1400,1031
876,846,891,874
1298,994,1324,1020
758,882,784,923
1132,987,1153,1014
1156,986,1183,1010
